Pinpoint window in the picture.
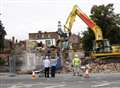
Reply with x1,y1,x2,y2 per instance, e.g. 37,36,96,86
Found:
46,40,51,46
42,34,44,38
48,34,50,38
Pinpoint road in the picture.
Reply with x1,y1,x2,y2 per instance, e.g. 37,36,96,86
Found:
0,73,120,88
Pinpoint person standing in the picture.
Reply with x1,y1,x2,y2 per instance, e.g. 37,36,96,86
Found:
43,56,50,78
50,56,57,78
72,54,81,76
56,55,62,72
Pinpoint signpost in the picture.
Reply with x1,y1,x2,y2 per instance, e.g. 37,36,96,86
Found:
9,55,16,77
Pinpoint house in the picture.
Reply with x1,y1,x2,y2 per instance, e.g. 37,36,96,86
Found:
29,31,59,47
69,34,82,50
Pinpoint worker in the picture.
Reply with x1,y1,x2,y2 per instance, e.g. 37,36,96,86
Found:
50,56,57,78
43,56,50,78
72,54,81,76
56,55,63,73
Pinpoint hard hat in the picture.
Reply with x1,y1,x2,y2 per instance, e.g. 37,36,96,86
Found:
74,54,78,57
45,56,49,59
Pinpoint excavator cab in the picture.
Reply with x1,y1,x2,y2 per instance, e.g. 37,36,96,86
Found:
93,39,112,53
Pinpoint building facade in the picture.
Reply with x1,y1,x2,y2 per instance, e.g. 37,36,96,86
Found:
29,31,59,47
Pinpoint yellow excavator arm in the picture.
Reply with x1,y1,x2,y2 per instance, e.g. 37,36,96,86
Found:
64,5,120,59
64,5,103,41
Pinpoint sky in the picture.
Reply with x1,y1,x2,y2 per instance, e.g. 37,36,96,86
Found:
0,0,120,41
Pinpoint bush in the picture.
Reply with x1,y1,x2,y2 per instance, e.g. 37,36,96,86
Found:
0,59,5,65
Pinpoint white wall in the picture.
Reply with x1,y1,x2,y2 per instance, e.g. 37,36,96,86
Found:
35,39,56,46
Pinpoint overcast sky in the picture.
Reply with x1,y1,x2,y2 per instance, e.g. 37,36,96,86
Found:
0,0,120,40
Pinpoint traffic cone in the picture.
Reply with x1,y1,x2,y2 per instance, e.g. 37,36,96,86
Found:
32,71,36,80
84,69,89,78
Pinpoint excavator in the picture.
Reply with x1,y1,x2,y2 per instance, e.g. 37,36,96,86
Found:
64,5,120,59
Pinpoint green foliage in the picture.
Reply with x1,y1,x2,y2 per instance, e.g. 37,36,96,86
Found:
0,19,6,52
90,4,120,44
0,58,5,65
82,30,94,51
82,4,120,51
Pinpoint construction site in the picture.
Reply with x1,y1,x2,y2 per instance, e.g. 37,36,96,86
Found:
26,5,120,73
1,1,120,88
0,4,120,74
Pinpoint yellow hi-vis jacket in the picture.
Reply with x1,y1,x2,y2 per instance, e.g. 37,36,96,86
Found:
72,57,81,66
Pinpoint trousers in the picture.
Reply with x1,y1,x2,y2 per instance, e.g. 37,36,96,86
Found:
44,67,49,78
73,65,80,76
51,66,56,77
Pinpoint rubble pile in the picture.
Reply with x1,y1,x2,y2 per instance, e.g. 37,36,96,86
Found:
90,63,120,73
62,61,120,73
62,62,72,73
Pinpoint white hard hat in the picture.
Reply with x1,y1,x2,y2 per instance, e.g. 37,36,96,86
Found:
75,54,78,57
45,56,49,59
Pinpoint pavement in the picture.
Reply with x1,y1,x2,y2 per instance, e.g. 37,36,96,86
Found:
0,72,120,88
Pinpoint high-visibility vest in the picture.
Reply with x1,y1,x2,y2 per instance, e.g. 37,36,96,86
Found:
72,57,80,66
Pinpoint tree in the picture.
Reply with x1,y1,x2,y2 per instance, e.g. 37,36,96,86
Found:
82,30,94,51
0,19,6,52
82,4,120,51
